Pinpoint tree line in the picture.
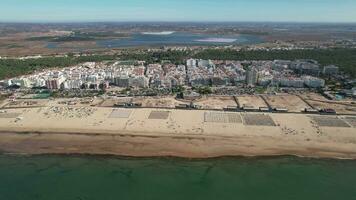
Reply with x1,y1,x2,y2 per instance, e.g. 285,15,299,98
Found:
1,48,355,80
194,48,356,77
0,55,117,80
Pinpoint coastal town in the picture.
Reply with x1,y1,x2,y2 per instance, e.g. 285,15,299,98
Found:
0,26,356,160
1,56,355,113
2,59,332,90
1,54,356,159
2,58,354,92
2,0,356,198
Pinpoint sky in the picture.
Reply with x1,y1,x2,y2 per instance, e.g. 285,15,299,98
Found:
0,0,355,23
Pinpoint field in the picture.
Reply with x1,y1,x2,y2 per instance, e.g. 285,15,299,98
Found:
148,111,170,119
193,96,237,110
300,93,356,115
310,116,351,128
236,95,267,109
344,117,356,127
99,98,132,107
108,109,132,119
204,112,242,123
0,30,129,56
133,96,186,108
263,94,311,112
0,112,21,118
3,99,49,108
242,114,276,126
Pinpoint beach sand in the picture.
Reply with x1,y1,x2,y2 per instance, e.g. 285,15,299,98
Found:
0,106,355,159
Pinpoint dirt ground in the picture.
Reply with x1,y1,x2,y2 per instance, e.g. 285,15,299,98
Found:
193,96,237,110
99,98,133,107
133,96,186,108
306,100,356,114
263,95,312,112
2,99,49,108
300,93,356,115
236,95,267,109
0,32,99,56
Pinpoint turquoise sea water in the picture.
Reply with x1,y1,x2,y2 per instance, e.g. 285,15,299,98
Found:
1,155,356,200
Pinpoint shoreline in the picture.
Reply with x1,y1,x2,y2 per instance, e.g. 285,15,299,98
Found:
1,130,356,160
0,107,356,160
3,151,356,162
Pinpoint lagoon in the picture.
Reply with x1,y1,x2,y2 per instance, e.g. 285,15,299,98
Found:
46,32,264,49
97,32,263,48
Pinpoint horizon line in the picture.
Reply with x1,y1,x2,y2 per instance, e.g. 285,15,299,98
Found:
1,20,356,25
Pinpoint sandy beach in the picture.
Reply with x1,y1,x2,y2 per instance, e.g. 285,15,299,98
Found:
0,106,356,159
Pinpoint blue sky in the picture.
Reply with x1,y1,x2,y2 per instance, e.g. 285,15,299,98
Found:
0,0,355,23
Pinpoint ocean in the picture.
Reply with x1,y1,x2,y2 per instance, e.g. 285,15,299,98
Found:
1,155,355,200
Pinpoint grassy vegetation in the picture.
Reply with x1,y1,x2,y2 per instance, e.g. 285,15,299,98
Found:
1,48,355,80
254,86,267,94
6,44,25,48
26,36,58,41
120,50,191,65
26,31,130,42
0,50,190,80
123,48,356,77
195,48,356,77
171,85,185,94
194,86,212,95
